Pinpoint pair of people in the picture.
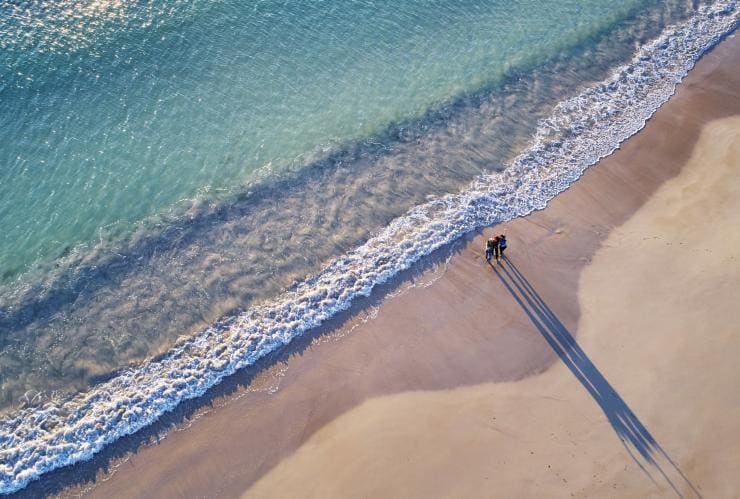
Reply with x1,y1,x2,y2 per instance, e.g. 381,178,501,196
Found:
485,234,507,262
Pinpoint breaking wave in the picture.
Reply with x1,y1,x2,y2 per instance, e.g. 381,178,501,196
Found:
1,1,737,494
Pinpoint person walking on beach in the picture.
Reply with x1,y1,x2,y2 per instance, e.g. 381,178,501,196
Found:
485,236,497,262
498,234,507,258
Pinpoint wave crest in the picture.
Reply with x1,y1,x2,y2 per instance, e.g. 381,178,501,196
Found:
1,1,737,494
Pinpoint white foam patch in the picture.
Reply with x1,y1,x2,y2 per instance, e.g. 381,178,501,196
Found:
1,2,737,493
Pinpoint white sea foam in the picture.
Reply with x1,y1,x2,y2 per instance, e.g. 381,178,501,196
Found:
1,2,737,493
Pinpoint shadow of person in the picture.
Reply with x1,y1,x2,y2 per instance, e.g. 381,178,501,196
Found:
490,255,701,498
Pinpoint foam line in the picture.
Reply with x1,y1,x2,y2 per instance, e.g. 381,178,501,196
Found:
0,1,737,493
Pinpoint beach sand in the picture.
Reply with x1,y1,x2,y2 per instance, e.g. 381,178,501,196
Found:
245,114,740,499
27,33,740,499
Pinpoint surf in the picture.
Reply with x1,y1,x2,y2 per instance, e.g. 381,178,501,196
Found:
1,1,737,493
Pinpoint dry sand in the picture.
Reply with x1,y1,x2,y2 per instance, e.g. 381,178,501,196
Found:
245,114,740,499
24,32,740,499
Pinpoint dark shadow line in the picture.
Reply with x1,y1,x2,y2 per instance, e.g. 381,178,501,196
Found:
499,260,656,456
504,257,693,475
502,257,705,498
490,259,655,482
491,260,672,492
497,260,686,494
501,259,662,453
490,257,702,498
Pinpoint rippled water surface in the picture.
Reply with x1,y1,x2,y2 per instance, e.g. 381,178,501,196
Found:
0,0,721,414
2,0,738,493
1,0,644,276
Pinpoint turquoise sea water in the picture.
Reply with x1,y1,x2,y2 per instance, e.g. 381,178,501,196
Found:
1,0,682,406
1,0,737,492
0,0,712,409
1,0,647,280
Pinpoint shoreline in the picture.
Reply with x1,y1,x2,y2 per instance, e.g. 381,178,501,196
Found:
1,0,696,418
9,28,740,499
246,34,740,498
246,117,740,498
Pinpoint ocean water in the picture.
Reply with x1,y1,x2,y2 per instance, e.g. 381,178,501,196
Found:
0,0,737,493
0,0,648,280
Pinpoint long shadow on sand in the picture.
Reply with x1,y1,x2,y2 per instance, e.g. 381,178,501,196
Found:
490,255,701,498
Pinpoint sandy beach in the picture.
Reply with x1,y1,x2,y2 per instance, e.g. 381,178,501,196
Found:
17,32,740,499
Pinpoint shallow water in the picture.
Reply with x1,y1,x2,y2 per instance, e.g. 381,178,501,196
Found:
0,0,702,411
0,0,646,280
0,0,737,493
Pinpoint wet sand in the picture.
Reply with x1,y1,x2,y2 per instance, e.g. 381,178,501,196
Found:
18,32,740,499
245,110,740,499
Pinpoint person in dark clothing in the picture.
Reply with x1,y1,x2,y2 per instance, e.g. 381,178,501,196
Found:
498,234,507,258
492,235,501,261
485,237,496,262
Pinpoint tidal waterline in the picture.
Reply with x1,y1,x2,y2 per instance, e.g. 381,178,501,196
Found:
1,0,737,491
0,0,708,410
